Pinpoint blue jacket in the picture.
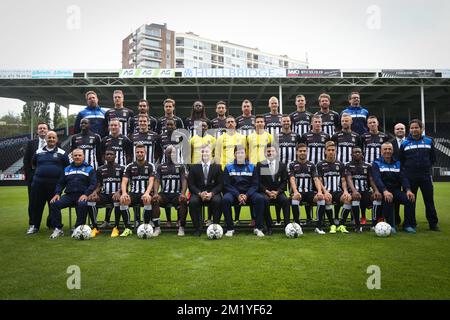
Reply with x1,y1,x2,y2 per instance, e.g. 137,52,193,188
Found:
341,106,369,135
74,106,107,137
223,160,258,197
32,147,70,185
371,157,410,192
399,134,435,177
55,161,97,196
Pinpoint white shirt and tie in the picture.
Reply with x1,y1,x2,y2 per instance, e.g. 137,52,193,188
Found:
38,138,46,149
267,159,276,180
397,137,405,148
202,161,211,185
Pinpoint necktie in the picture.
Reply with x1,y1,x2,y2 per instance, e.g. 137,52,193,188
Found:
39,139,45,149
203,164,208,185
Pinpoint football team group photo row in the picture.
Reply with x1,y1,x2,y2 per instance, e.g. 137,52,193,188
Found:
24,90,440,240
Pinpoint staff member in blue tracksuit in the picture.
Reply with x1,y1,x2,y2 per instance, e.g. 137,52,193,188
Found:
27,131,69,234
372,142,416,233
74,91,108,137
49,149,97,239
341,91,369,135
399,119,440,231
222,145,266,238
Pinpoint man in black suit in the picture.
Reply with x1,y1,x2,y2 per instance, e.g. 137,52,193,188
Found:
23,122,49,229
256,143,289,235
389,122,406,226
188,144,223,236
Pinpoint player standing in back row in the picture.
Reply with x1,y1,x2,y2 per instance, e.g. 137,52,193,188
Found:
290,94,313,137
314,93,340,137
263,96,283,137
104,90,135,137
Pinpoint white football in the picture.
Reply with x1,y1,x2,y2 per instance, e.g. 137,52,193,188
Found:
206,224,223,240
285,222,303,238
72,225,92,240
137,224,154,239
374,222,392,237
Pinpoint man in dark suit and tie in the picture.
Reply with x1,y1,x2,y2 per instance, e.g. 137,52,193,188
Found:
256,143,289,235
23,122,49,229
188,144,223,236
389,122,406,226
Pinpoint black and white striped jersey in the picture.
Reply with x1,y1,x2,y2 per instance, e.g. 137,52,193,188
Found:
331,131,362,164
314,110,340,137
276,131,301,166
159,130,187,164
132,114,157,134
360,132,390,164
209,117,227,138
70,132,102,170
156,163,185,194
263,113,283,137
96,163,124,195
124,161,155,194
345,160,372,192
289,110,313,137
130,131,160,164
288,160,318,193
184,117,211,138
155,116,185,134
316,160,345,192
100,134,133,167
236,115,255,136
104,107,134,137
301,131,330,164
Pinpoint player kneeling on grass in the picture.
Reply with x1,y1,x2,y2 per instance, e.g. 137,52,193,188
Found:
119,144,155,238
344,147,382,233
152,146,188,236
87,149,125,238
371,142,415,234
288,144,324,230
316,141,352,234
49,149,97,239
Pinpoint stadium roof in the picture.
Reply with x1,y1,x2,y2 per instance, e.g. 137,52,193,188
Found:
1,68,450,130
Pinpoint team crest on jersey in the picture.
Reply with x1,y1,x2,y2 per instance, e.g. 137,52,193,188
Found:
291,137,296,142
145,168,148,174
364,169,367,174
321,137,325,142
53,153,58,158
330,115,334,120
336,165,339,171
118,140,122,146
116,170,121,176
379,138,383,143
352,137,355,142
89,138,94,144
175,167,179,174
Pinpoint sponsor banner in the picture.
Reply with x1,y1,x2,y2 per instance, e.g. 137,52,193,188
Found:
181,68,286,78
0,174,25,181
437,69,450,78
286,69,341,77
381,69,436,78
0,70,73,79
119,69,175,78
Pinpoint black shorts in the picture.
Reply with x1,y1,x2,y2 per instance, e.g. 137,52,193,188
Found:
130,193,146,207
156,192,183,208
330,191,343,204
97,193,119,206
292,191,317,204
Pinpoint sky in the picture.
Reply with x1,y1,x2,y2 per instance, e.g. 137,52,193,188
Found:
1,0,449,117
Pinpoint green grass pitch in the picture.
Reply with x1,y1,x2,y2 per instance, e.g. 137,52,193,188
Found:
1,185,449,300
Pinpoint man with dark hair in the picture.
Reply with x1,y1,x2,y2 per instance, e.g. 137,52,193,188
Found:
152,147,188,236
104,90,135,137
130,114,160,164
24,122,49,232
49,149,96,239
341,91,369,135
27,131,69,234
290,94,312,137
184,100,210,138
70,118,102,170
159,118,187,164
399,119,439,232
87,149,124,238
257,144,289,235
236,99,255,136
155,98,185,134
188,144,223,236
210,101,228,138
119,144,155,237
132,99,157,134
222,145,266,237
247,115,273,165
315,93,340,136
361,116,389,164
100,119,133,167
74,91,107,137
301,115,330,165
289,143,324,227
373,142,416,233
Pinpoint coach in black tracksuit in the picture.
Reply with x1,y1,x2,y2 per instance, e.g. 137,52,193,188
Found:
256,144,289,235
399,119,439,231
188,144,223,236
27,131,69,234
